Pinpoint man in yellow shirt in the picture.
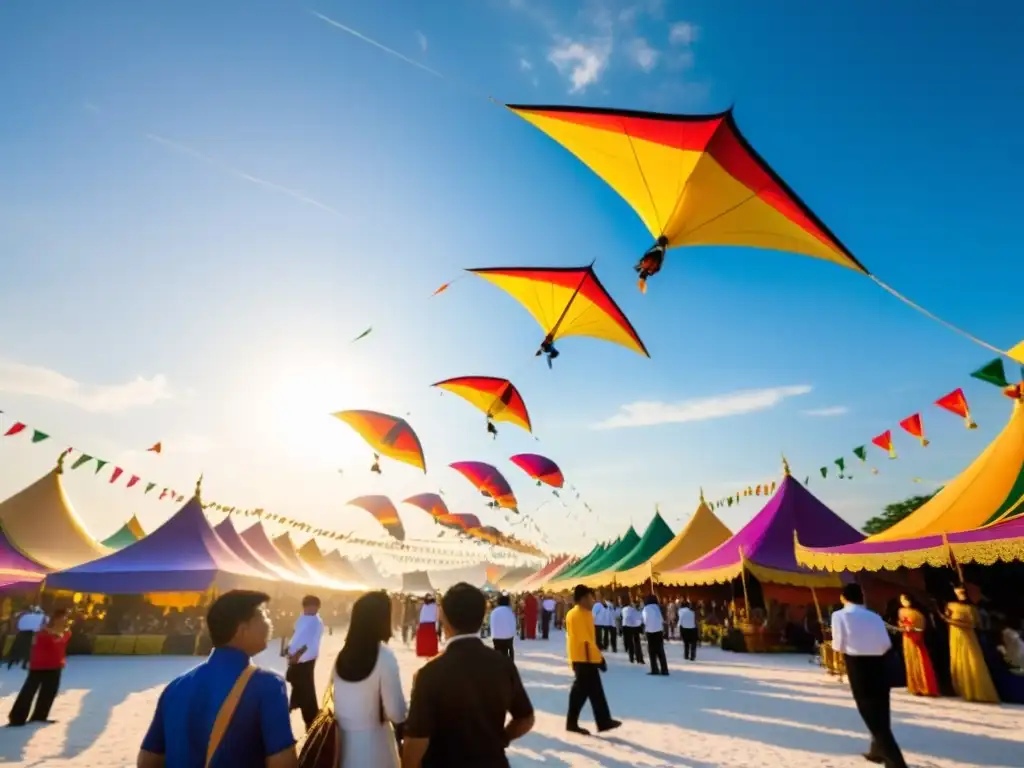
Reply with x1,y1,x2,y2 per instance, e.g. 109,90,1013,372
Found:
565,585,621,736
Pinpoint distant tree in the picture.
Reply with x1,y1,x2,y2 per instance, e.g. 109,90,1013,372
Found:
862,494,936,535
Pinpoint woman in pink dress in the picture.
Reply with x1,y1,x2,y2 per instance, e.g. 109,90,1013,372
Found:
415,594,439,658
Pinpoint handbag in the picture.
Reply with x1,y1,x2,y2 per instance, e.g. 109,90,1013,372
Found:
206,665,256,768
298,680,341,768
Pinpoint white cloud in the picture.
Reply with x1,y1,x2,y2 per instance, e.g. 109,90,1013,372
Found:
593,385,813,429
669,21,698,46
547,37,611,92
802,406,849,417
519,57,533,71
0,360,172,412
415,30,428,52
628,37,659,72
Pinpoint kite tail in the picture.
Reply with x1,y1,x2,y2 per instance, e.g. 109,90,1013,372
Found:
870,276,1010,359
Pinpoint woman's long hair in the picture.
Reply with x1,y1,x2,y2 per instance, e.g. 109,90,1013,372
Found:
335,591,393,682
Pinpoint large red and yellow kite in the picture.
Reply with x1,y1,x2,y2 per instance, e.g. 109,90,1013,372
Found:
432,376,531,437
331,410,426,473
468,264,648,365
347,495,406,541
449,461,519,512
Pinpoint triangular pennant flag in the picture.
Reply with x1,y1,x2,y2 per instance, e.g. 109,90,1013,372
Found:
971,358,1009,388
1006,339,1024,365
804,476,809,485
175,495,184,503
94,459,108,474
853,445,867,461
4,422,27,437
145,482,156,494
159,488,168,500
30,430,49,444
835,458,846,472
147,442,162,454
899,413,929,447
820,466,828,478
71,454,93,470
872,430,897,459
127,475,140,488
935,388,977,429
109,467,124,484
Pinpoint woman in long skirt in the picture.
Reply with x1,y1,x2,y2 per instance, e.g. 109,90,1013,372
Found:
944,587,999,703
897,595,939,696
415,595,439,658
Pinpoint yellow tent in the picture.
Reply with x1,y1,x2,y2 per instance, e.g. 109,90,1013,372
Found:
0,456,110,570
871,398,1024,541
614,492,732,588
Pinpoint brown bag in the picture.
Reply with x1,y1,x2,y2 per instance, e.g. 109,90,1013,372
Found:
206,665,256,768
298,681,341,768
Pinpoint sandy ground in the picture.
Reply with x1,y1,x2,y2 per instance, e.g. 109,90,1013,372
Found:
0,631,1020,767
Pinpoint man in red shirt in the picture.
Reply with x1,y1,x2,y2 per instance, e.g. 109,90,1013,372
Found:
7,608,70,726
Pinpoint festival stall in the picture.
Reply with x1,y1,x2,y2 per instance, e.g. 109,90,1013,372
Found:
101,515,145,550
214,518,304,582
495,565,536,590
273,533,347,589
320,549,370,589
576,512,675,589
537,541,610,587
510,555,573,592
614,493,732,589
0,454,110,570
547,527,640,591
661,460,863,652
296,538,365,590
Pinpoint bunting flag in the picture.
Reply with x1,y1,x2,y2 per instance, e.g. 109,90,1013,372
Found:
935,388,977,429
820,467,828,478
835,458,845,473
853,445,867,461
147,442,163,454
94,459,108,474
872,430,897,459
110,467,124,484
72,454,92,470
30,430,49,443
4,422,26,437
971,358,1009,388
899,413,929,447
127,475,140,488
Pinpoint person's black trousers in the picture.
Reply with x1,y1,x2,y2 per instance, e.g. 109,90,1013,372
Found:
5,631,33,670
8,669,61,725
493,637,515,661
567,662,613,728
595,626,605,650
287,660,319,729
624,627,645,664
606,626,617,653
646,631,668,675
541,610,552,639
844,654,908,768
681,627,699,660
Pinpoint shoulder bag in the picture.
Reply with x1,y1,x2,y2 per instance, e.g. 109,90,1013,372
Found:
206,665,256,768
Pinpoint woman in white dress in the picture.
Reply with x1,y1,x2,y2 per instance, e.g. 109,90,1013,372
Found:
332,591,408,768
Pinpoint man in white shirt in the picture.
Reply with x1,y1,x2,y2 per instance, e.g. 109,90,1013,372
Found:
596,599,617,653
621,601,645,665
490,593,518,661
286,594,324,730
541,595,556,640
592,599,607,651
641,596,668,676
678,601,699,661
831,584,907,768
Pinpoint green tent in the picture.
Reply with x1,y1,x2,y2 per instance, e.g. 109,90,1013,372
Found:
101,515,145,550
607,513,674,573
550,541,610,582
573,527,640,578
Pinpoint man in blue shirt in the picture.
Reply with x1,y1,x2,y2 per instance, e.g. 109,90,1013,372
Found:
137,590,298,768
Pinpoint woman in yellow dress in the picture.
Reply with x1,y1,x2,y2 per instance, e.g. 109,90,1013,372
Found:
898,594,939,696
943,587,999,703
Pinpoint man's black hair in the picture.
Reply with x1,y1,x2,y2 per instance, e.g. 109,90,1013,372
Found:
302,595,321,609
573,584,594,604
207,590,271,647
841,583,864,605
498,593,511,607
441,582,486,635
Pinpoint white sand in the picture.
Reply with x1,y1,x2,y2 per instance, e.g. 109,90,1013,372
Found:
0,632,1020,767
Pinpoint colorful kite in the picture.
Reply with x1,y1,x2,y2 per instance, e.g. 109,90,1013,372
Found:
347,495,406,541
506,104,1011,359
468,264,648,366
509,453,564,488
401,493,466,529
432,376,531,437
449,461,519,511
331,410,426,473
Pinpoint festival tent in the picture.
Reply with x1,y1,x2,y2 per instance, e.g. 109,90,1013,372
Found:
615,493,732,588
273,534,337,588
428,563,488,591
511,555,573,591
577,512,675,588
321,550,370,589
539,542,609,586
402,570,434,594
351,557,399,590
101,515,146,550
661,465,863,588
241,523,316,582
297,540,364,590
0,458,110,570
46,491,274,593
214,518,303,582
0,522,47,588
495,565,536,590
560,527,640,580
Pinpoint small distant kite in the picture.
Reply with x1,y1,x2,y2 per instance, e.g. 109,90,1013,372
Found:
351,327,372,343
331,410,426,473
449,461,519,511
347,495,405,541
467,264,648,367
147,442,162,454
432,376,531,437
509,453,564,488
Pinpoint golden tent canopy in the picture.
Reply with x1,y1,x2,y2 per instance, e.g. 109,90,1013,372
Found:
0,455,110,570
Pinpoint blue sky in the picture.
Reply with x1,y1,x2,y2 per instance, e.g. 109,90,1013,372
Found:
0,0,1021,559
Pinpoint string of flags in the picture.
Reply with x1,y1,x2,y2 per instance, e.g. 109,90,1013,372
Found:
709,357,1022,509
0,408,545,559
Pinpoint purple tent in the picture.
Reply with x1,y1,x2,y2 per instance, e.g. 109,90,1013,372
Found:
240,523,315,583
798,508,1024,572
662,473,863,588
46,496,274,593
273,533,324,584
214,518,302,582
0,522,47,588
